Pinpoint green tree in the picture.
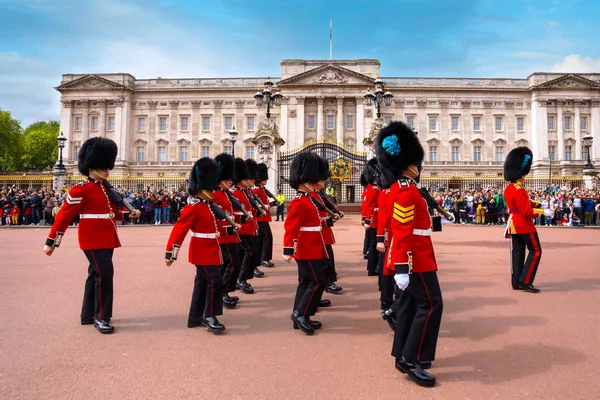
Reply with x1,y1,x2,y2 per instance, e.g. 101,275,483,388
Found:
0,108,24,171
21,120,60,171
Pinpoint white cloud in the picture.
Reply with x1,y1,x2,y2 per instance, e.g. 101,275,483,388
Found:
552,54,600,73
548,20,561,28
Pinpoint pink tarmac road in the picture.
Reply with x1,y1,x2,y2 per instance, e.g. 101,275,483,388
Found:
1,216,599,399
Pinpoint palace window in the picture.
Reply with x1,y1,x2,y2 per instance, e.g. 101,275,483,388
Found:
451,116,459,131
108,116,115,131
384,116,393,126
581,116,588,130
136,147,145,162
201,145,210,158
307,115,315,129
549,145,556,161
495,146,504,161
517,117,524,131
225,116,233,130
138,117,146,132
180,146,188,161
326,115,335,130
346,115,354,130
181,116,189,131
158,146,167,162
451,146,460,161
429,117,437,131
565,146,572,161
473,146,482,161
202,116,211,131
247,116,255,130
246,146,255,159
473,116,481,131
406,116,414,128
223,145,232,155
74,145,81,159
429,146,437,161
75,117,82,131
547,116,555,130
91,116,98,130
564,116,571,130
495,117,502,131
159,117,167,131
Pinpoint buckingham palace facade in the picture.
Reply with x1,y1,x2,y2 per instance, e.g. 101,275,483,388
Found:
56,59,600,192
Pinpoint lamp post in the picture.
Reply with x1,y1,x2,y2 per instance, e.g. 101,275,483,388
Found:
57,131,67,170
254,77,283,119
582,134,594,170
364,78,393,119
229,126,238,158
582,134,597,190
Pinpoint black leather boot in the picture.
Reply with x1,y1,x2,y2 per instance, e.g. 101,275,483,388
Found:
202,316,225,333
395,357,436,387
94,319,114,334
290,312,314,335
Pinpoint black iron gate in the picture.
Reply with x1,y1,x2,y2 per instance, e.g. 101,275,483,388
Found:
277,141,367,214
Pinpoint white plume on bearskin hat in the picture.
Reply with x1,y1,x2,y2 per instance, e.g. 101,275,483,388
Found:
77,137,118,176
188,157,219,195
504,146,533,182
375,121,424,181
234,158,251,182
289,152,321,190
215,153,235,181
257,163,269,182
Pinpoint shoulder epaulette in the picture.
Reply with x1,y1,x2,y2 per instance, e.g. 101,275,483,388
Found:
187,197,201,206
398,179,410,188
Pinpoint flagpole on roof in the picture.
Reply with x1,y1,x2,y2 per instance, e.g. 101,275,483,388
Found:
329,20,332,60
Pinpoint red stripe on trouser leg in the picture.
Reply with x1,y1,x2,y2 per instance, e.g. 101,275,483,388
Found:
90,250,103,320
525,233,541,284
417,274,433,362
304,261,319,316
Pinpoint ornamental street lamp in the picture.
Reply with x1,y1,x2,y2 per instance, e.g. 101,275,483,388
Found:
582,134,595,170
229,126,238,157
364,78,393,119
254,77,283,118
57,131,67,170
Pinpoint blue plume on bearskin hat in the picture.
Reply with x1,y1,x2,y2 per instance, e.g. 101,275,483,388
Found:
376,121,424,181
77,137,118,176
504,146,533,182
289,151,320,190
245,159,258,181
317,155,330,181
257,163,269,182
215,153,235,181
188,157,219,194
234,158,251,182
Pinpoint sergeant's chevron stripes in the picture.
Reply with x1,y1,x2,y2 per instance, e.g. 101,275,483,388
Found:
393,203,414,223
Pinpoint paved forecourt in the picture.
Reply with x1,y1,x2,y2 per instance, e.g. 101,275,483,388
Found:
1,217,599,399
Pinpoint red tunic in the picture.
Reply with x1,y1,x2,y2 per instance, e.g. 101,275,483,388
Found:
231,187,257,236
165,198,223,266
46,179,122,250
361,184,379,227
504,183,544,234
310,191,335,245
283,192,328,260
254,187,272,222
212,188,240,244
387,178,438,274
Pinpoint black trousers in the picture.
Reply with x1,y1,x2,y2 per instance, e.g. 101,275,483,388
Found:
82,249,114,322
189,265,223,322
257,221,273,262
238,235,257,281
380,274,398,309
324,244,337,284
511,232,542,287
220,242,241,294
276,205,284,221
293,259,326,317
362,229,369,259
366,228,378,273
391,271,443,363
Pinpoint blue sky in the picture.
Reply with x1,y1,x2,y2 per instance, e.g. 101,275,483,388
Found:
1,0,599,126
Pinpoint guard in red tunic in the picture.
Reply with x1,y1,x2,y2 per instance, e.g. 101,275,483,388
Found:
362,158,380,276
503,147,550,293
377,121,442,387
43,137,125,334
375,170,398,314
245,159,267,278
165,157,226,333
213,153,242,308
283,152,328,335
254,163,277,268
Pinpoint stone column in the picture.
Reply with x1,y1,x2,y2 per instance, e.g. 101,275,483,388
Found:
317,97,324,140
212,100,223,156
280,97,289,152
113,99,124,161
191,101,202,159
295,96,305,150
557,105,564,160
169,101,179,161
148,101,158,161
120,97,132,165
98,100,106,138
592,99,600,161
60,100,73,161
575,107,582,161
81,99,90,142
336,96,344,145
356,97,365,152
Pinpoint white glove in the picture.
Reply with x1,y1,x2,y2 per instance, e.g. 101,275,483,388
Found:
544,209,554,219
394,273,410,290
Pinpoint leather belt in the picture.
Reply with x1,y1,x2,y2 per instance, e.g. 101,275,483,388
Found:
80,213,112,219
300,226,322,232
191,232,218,239
413,228,432,236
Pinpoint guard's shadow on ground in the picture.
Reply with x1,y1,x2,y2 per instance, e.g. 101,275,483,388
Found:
440,314,545,341
539,278,600,292
435,343,586,384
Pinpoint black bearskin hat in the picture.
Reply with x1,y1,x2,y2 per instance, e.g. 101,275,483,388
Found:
360,172,368,187
363,157,379,184
188,157,219,195
289,152,321,190
257,163,269,182
245,159,258,181
77,137,118,176
215,153,235,181
318,156,330,181
234,158,251,182
504,146,533,182
376,121,424,181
